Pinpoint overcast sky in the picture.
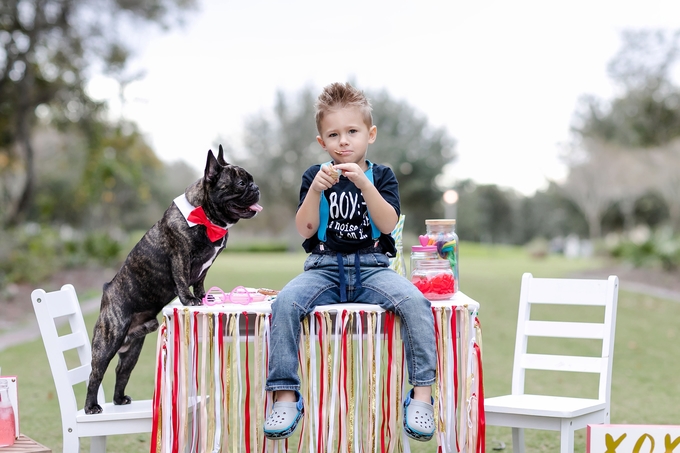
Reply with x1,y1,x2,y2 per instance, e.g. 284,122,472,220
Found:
89,0,680,195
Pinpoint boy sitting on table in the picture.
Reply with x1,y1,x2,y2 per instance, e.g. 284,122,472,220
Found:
263,82,437,442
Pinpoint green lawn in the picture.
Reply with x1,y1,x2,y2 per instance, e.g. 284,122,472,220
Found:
2,243,678,452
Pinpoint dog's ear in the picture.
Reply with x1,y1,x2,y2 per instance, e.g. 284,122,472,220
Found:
217,144,230,166
204,149,220,183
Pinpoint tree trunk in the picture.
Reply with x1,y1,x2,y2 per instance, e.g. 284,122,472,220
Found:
619,198,636,233
6,109,35,227
668,202,680,233
587,211,602,239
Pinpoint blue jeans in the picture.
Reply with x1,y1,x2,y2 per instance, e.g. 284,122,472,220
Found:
265,251,437,392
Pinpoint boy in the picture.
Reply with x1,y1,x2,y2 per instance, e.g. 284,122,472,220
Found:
263,82,436,442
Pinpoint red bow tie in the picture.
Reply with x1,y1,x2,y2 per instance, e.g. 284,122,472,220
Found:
187,206,228,242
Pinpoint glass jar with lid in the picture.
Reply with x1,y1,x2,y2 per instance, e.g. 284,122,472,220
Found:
424,219,459,292
410,245,455,300
0,379,15,447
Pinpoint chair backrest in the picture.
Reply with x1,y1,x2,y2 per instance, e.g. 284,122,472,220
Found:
31,285,105,422
511,273,619,403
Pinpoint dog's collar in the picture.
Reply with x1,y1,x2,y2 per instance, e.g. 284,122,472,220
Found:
174,194,234,230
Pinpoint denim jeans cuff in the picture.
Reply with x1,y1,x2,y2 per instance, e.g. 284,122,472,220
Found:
265,385,301,393
409,378,436,387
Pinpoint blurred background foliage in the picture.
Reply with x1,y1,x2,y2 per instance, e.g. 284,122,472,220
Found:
2,2,680,291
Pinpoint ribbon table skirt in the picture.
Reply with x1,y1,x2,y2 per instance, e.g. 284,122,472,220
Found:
151,294,484,453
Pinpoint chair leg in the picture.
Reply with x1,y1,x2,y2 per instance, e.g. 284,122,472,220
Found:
512,427,525,452
560,420,574,453
62,432,80,453
90,435,107,453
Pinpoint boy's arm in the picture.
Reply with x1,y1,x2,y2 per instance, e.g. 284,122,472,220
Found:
296,189,321,238
295,165,340,238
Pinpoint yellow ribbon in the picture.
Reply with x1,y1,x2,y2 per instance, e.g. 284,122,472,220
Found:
230,314,239,453
301,316,311,452
368,312,378,453
199,314,208,453
224,314,233,450
347,312,356,453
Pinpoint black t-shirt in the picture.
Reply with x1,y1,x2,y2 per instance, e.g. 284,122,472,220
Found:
299,162,401,255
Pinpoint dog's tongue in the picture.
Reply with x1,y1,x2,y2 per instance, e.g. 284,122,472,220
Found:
249,203,263,212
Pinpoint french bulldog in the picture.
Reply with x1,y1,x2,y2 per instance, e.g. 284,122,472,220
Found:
84,146,261,414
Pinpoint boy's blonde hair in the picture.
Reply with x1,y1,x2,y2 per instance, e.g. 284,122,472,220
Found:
315,82,373,134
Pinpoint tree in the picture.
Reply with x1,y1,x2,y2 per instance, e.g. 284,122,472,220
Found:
0,0,196,226
648,139,680,229
234,85,456,237
573,30,680,148
27,119,198,230
366,89,456,231
454,180,527,244
560,140,624,239
513,182,588,245
233,86,323,236
607,148,654,231
453,180,482,242
566,29,680,236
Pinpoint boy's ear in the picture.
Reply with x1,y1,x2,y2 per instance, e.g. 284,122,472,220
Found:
316,135,326,149
368,125,377,144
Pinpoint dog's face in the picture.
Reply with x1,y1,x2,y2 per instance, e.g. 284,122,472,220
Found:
203,147,261,225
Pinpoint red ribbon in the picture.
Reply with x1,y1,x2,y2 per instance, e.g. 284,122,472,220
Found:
187,206,228,242
474,342,485,453
453,310,460,453
151,323,166,453
243,312,251,453
171,310,180,453
382,311,395,451
218,314,225,447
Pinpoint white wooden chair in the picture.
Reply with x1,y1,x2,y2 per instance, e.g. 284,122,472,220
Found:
484,273,619,453
31,284,152,453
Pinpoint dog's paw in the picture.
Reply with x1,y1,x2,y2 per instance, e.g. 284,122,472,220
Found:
179,295,203,306
85,404,103,414
114,395,132,405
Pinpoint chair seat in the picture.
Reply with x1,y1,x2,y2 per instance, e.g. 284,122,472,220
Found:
485,394,606,418
76,399,153,423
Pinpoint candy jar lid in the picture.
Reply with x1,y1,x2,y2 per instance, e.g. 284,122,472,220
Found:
411,245,438,252
425,219,456,226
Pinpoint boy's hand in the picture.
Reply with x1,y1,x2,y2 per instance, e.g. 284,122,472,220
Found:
311,164,341,192
333,163,370,190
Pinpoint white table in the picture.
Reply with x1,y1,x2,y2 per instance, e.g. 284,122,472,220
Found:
151,292,484,453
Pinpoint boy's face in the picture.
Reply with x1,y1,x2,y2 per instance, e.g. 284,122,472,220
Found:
316,106,377,170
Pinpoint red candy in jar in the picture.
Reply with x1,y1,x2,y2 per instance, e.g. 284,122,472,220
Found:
410,248,455,300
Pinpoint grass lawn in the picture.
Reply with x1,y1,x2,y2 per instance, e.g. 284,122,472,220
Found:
1,243,679,452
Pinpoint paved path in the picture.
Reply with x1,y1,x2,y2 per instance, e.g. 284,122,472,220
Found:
0,296,101,353
622,281,680,303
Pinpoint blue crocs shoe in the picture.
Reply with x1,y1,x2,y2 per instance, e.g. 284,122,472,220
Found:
403,389,435,442
263,391,305,439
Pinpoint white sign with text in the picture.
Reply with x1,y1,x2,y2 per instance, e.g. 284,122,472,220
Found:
588,424,680,452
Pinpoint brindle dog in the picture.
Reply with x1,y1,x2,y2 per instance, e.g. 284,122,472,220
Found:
84,146,261,414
